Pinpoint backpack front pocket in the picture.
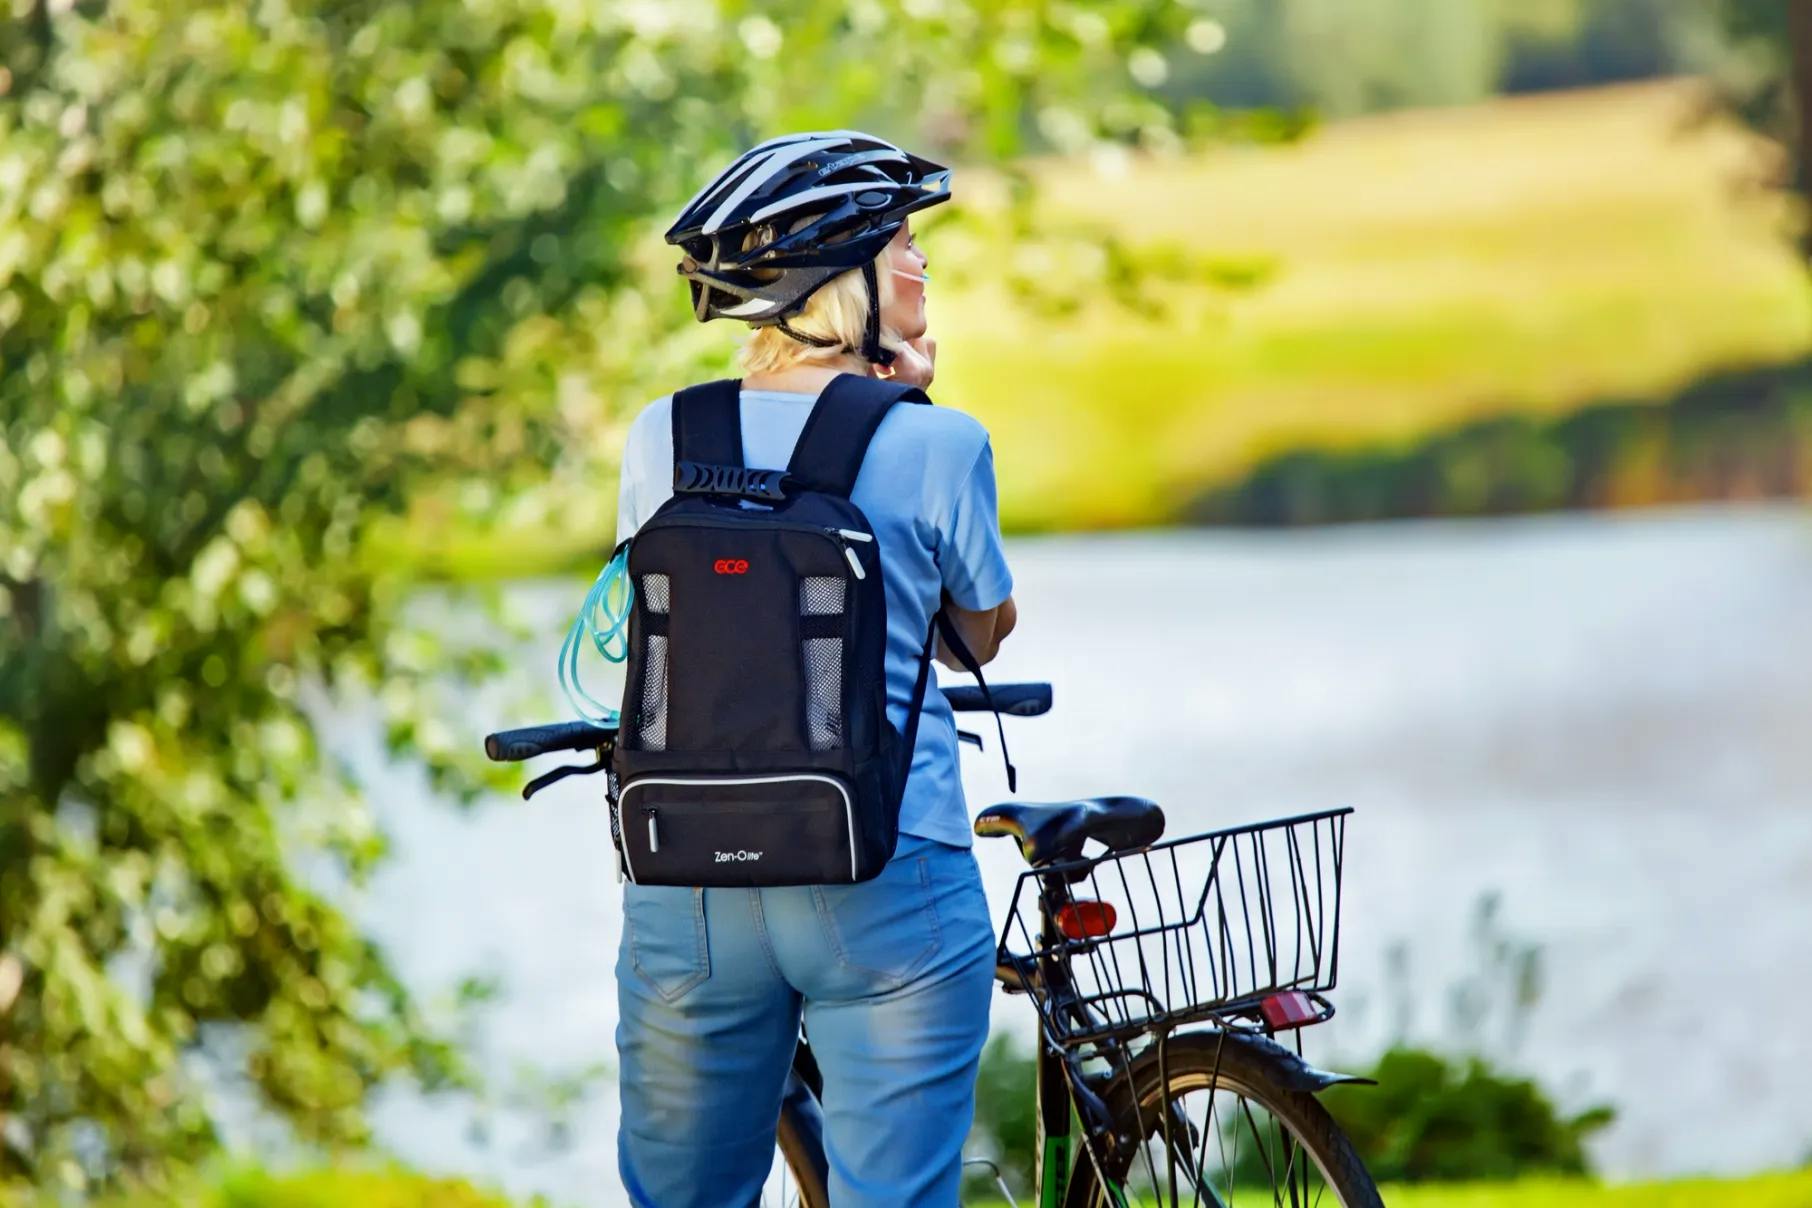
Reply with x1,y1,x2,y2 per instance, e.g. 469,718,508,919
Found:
619,774,857,886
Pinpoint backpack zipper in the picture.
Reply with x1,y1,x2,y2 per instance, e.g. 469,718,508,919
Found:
828,528,871,580
636,511,877,583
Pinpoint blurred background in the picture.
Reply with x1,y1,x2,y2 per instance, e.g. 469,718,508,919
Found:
3,1,1811,1205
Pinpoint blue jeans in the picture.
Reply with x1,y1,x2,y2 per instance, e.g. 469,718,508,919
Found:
615,834,996,1207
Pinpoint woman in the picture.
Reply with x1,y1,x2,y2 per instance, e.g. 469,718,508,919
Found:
611,132,1018,1206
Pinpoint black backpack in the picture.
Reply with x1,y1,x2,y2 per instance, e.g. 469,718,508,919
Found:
610,373,957,886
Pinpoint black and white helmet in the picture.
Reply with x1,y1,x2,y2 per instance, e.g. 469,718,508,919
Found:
666,130,951,363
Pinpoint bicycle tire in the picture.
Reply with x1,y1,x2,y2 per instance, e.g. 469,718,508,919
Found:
772,1103,831,1208
1068,1032,1383,1208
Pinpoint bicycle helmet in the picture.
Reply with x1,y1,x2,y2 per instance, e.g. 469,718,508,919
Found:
666,130,951,365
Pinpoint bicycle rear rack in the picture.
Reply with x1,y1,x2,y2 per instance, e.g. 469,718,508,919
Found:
998,807,1351,1049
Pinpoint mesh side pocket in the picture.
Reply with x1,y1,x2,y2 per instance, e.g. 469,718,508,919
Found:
800,576,846,751
801,576,845,616
636,573,670,751
638,635,668,750
803,637,843,750
641,573,670,614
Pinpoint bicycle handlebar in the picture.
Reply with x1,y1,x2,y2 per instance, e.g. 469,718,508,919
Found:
482,683,1052,763
484,720,616,762
943,682,1051,717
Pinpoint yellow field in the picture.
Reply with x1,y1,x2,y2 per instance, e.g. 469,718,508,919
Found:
936,80,1812,530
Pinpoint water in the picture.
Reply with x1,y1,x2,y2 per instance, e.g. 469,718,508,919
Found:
329,504,1812,1203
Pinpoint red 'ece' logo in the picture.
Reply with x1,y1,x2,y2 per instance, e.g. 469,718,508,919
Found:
713,558,750,575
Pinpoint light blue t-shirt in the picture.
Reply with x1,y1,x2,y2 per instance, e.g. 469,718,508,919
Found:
615,387,1014,848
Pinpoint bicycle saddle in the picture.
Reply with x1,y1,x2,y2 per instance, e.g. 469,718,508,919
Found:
974,797,1165,867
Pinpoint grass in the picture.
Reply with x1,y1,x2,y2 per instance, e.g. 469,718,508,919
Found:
1384,1171,1812,1206
11,1166,1810,1207
968,1170,1812,1208
1,1166,522,1208
936,80,1812,531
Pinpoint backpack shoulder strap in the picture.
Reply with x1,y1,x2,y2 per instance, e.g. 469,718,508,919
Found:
934,611,1018,793
670,378,745,469
786,373,929,497
894,609,1019,801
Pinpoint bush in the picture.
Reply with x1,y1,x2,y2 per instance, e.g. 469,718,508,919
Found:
966,1034,1610,1193
1324,1048,1614,1184
963,1034,1041,1201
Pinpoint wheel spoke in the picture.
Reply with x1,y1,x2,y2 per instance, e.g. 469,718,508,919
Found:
1086,1055,1371,1208
1221,1086,1238,1207
1238,1098,1280,1193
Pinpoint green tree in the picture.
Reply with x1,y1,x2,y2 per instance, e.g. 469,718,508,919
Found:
0,0,1192,1192
1713,0,1812,254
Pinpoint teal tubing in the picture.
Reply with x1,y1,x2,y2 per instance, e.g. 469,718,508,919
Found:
558,543,634,724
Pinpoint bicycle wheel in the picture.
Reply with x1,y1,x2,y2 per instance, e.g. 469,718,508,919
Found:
1068,1033,1383,1208
762,1102,831,1208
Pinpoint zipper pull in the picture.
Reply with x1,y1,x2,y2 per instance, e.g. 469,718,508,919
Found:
645,809,659,854
826,527,871,580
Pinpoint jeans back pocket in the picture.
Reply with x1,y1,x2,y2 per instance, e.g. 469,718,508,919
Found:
810,851,941,994
623,884,711,1002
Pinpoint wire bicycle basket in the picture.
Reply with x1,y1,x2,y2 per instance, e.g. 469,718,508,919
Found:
998,807,1351,1049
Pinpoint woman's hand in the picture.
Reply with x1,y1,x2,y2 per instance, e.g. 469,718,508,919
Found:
883,334,936,389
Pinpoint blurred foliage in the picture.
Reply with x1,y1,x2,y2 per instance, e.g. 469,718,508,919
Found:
1159,0,1715,118
0,0,1202,1192
1708,1,1795,167
1191,358,1812,525
961,1033,1043,1201
1322,1050,1615,1184
0,1163,524,1208
1706,1,1812,254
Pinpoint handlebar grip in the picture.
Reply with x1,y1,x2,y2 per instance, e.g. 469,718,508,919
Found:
484,720,617,762
941,682,1052,717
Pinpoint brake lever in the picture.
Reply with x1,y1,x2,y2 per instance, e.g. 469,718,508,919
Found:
522,751,609,800
957,728,984,750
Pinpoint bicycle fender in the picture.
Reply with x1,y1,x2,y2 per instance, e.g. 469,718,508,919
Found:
1223,1031,1376,1093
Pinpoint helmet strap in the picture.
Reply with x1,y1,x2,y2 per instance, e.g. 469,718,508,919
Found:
774,262,898,367
776,317,839,349
860,260,896,367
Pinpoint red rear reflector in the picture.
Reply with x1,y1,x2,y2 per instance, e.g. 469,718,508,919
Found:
1056,900,1117,939
1260,991,1319,1031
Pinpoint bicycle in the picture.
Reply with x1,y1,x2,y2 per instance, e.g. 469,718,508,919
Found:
485,682,1380,1208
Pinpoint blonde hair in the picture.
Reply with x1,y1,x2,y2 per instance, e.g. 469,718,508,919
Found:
737,247,901,377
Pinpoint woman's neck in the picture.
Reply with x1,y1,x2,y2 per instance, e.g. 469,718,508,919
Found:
741,356,872,394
